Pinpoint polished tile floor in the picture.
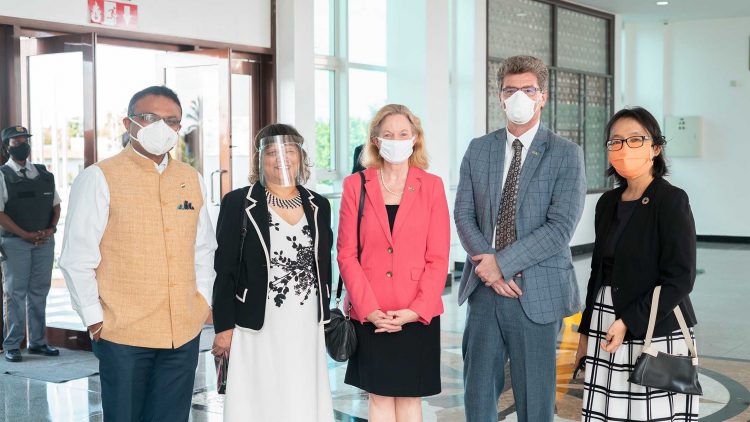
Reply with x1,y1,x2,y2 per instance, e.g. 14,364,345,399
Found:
0,243,748,421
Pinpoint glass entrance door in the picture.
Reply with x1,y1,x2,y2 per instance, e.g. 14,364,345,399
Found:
21,33,97,335
230,52,265,191
158,49,230,225
159,49,266,223
22,33,97,264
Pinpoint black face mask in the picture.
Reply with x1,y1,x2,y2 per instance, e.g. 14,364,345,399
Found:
9,143,31,161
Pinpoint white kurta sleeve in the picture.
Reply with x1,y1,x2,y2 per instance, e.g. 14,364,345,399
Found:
58,165,110,327
194,176,218,307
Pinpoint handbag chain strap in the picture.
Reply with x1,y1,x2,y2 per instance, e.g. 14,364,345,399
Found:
642,286,699,362
334,171,366,314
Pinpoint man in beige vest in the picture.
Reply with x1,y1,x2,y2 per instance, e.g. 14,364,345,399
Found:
59,86,217,422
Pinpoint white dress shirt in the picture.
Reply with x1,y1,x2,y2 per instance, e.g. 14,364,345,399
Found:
0,159,62,211
493,121,540,247
59,151,217,327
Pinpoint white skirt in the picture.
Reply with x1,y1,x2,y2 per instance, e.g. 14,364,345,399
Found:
222,325,334,422
581,286,699,422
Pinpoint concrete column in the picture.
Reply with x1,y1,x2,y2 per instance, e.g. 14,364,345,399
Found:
275,0,317,184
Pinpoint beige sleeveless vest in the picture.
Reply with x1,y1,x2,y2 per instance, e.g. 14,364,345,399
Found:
95,145,208,348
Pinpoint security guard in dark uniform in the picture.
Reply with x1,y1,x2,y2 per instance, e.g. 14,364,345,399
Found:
0,126,61,362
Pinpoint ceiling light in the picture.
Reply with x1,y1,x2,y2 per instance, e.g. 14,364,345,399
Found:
656,1,669,5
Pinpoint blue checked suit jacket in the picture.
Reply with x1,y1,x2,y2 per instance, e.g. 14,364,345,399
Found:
454,125,587,324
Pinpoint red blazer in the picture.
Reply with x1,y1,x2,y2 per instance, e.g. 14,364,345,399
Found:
337,167,450,324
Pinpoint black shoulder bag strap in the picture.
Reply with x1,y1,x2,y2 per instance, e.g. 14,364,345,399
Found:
335,171,366,309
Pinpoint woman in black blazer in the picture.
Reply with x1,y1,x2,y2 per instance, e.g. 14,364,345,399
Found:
210,124,334,421
576,107,699,421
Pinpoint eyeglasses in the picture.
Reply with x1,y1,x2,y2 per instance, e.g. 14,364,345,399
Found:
501,86,543,97
129,112,181,129
606,136,654,151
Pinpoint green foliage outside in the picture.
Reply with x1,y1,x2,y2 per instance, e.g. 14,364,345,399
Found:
315,117,370,174
315,121,332,170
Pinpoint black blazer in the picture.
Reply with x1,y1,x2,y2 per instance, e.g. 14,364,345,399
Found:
212,183,333,333
579,177,698,340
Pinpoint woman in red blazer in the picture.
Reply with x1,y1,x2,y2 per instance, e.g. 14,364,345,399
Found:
337,104,450,421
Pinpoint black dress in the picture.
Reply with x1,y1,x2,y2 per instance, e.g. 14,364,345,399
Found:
344,204,442,397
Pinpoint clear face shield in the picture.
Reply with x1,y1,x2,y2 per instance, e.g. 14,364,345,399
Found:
258,135,305,187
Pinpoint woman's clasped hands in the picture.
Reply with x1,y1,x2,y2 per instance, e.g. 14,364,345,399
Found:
366,309,419,333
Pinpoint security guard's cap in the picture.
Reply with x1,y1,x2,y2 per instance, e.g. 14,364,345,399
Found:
1,126,32,143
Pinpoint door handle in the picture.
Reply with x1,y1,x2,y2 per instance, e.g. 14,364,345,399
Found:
210,169,228,205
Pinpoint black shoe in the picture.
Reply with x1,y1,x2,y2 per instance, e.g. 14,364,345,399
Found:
4,349,22,362
27,345,59,356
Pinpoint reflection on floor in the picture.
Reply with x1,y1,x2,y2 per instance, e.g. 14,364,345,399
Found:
0,243,748,421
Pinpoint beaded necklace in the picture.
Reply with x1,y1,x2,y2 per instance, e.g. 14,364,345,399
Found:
265,189,302,209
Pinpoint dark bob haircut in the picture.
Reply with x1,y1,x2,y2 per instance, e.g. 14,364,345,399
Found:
127,85,182,117
605,106,668,187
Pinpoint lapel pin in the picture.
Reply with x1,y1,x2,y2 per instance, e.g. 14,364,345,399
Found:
180,183,186,189
532,150,539,156
408,186,415,191
641,197,650,205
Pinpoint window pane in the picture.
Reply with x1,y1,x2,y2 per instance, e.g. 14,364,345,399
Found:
315,69,335,171
487,59,505,132
557,8,608,74
542,68,553,127
314,0,332,56
348,69,386,170
555,71,581,145
487,0,552,63
584,75,610,190
348,0,386,65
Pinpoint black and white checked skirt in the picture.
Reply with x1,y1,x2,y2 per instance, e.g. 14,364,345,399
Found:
581,286,699,422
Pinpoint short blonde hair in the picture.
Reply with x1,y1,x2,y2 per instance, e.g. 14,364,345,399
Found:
360,104,429,170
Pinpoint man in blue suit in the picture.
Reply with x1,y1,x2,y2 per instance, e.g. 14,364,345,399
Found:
455,55,586,421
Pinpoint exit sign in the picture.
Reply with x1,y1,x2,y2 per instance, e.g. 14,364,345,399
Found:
88,0,138,29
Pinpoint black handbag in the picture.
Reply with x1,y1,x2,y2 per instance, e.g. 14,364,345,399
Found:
216,195,250,394
324,171,365,362
628,286,703,395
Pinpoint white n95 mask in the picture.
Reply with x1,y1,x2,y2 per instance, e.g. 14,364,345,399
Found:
129,119,178,156
503,91,538,125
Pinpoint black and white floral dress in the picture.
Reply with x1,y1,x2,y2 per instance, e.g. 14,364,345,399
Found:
223,208,333,421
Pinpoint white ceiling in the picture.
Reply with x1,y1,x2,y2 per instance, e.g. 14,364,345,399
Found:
567,0,750,22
